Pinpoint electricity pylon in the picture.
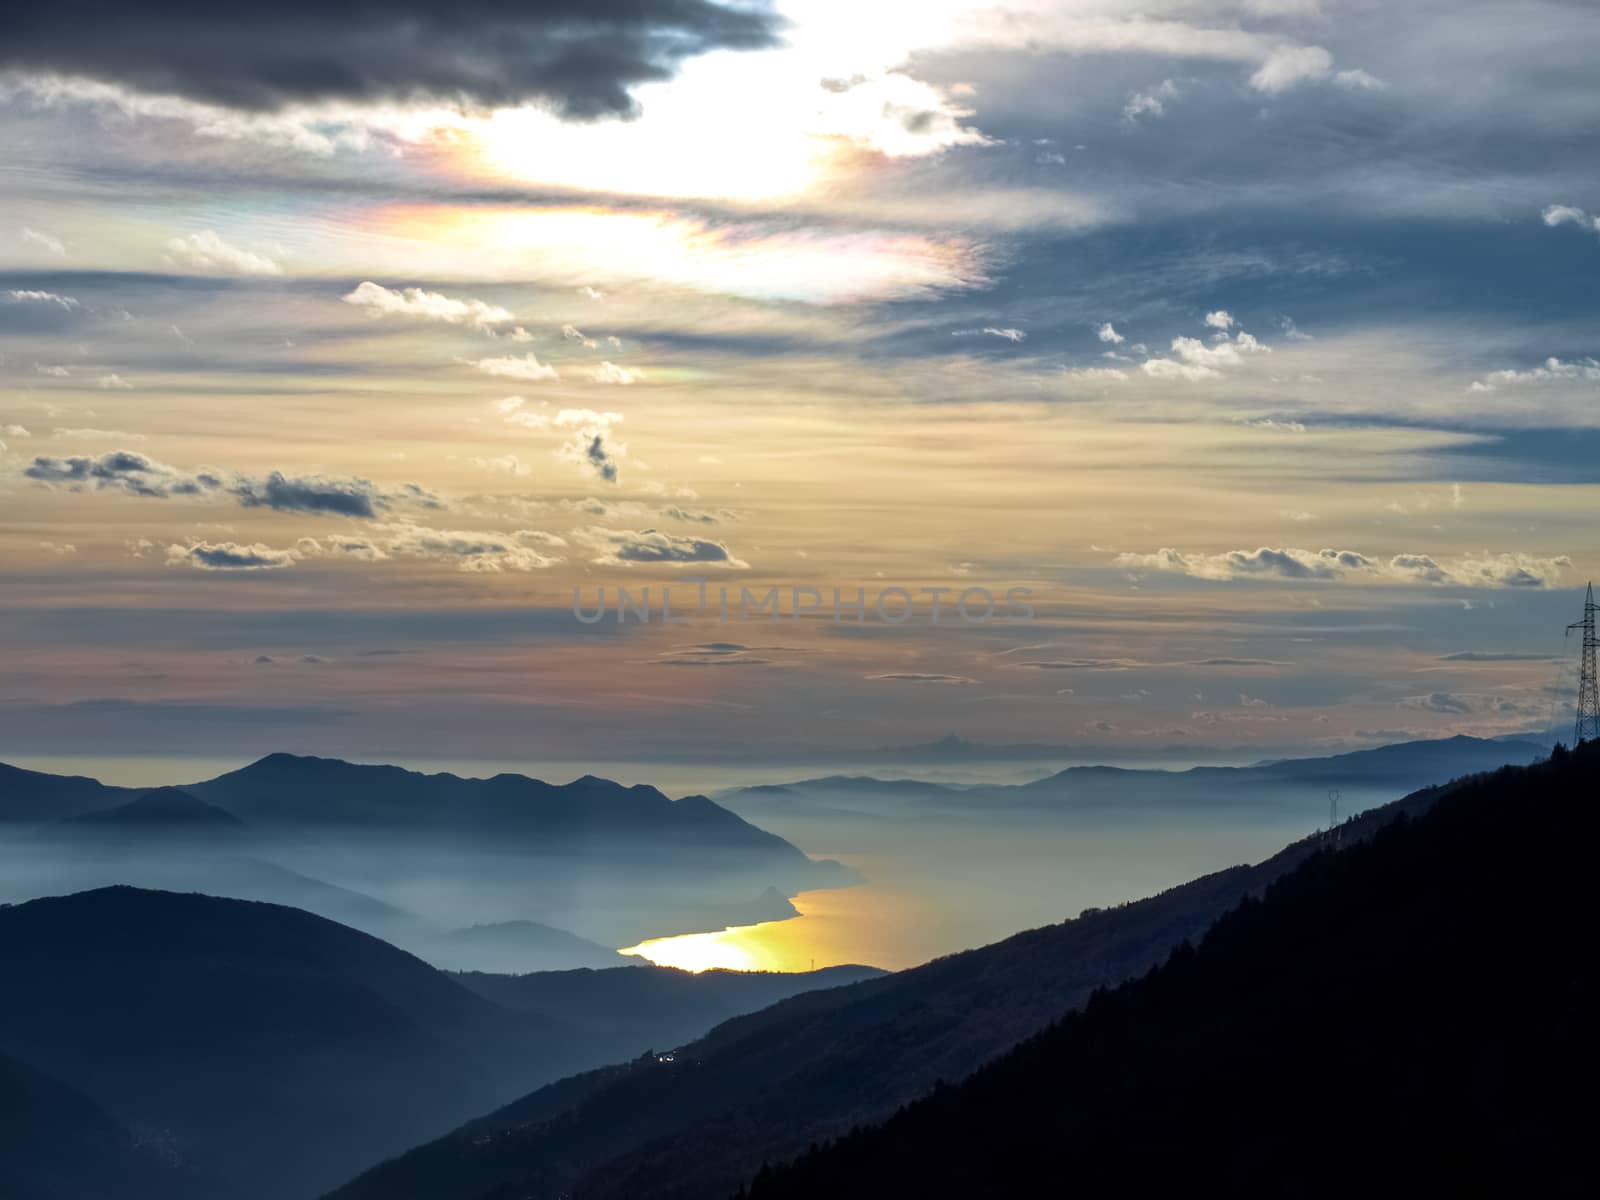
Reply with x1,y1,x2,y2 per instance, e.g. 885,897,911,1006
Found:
1569,582,1599,745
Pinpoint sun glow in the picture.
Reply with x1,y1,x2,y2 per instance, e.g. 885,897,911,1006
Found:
359,204,983,303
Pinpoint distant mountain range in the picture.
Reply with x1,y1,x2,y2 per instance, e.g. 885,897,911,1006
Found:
328,741,1526,1200
741,742,1592,1198
841,728,1563,765
0,753,860,961
719,734,1550,817
0,887,881,1200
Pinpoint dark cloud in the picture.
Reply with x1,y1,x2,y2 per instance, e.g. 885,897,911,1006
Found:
24,449,439,518
234,470,391,519
25,450,223,497
579,526,747,567
866,673,978,684
584,433,620,483
168,541,298,571
1438,651,1557,663
0,1,779,119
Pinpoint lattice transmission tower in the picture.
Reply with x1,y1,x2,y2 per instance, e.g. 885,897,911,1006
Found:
1569,582,1599,745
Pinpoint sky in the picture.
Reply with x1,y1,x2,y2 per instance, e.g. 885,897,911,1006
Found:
2,0,1598,769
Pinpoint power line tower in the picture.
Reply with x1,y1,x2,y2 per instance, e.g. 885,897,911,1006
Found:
1569,582,1599,745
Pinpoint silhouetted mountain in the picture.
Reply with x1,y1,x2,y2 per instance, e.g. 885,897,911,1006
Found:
55,786,244,835
743,743,1593,1199
327,758,1467,1200
0,887,570,1200
722,734,1548,817
433,920,626,973
0,761,128,823
0,887,883,1200
456,963,886,1063
0,1047,216,1200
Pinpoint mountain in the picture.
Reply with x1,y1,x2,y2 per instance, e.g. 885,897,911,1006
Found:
742,743,1593,1198
456,963,886,1056
0,887,882,1200
191,753,788,846
432,920,626,973
326,758,1467,1200
0,887,568,1200
0,761,128,823
54,786,245,836
0,1047,217,1200
721,734,1548,816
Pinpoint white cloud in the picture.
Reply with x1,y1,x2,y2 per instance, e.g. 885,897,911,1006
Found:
1142,330,1271,381
1064,366,1130,384
592,361,643,385
562,323,599,348
1541,204,1599,234
982,327,1026,342
470,352,560,382
97,374,134,390
1249,44,1333,93
5,289,79,310
342,281,513,327
1116,546,1571,589
165,230,281,276
21,227,67,256
1097,322,1125,344
1122,78,1180,122
1334,68,1386,91
1204,310,1236,330
1469,356,1600,392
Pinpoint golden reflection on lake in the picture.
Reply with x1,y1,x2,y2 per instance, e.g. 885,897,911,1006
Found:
619,885,926,973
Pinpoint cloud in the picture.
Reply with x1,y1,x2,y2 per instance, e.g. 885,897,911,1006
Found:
354,524,561,573
470,352,560,382
26,450,223,498
1204,310,1236,330
592,361,643,385
546,409,626,482
1541,204,1600,236
21,227,67,256
1469,357,1600,392
1097,322,1125,344
96,374,133,390
1438,652,1557,663
1019,658,1141,671
1333,68,1386,91
1122,78,1180,123
0,0,779,120
234,471,433,519
5,288,79,311
982,327,1026,342
25,449,438,518
865,673,977,685
342,281,512,328
1249,44,1334,93
166,540,298,571
577,527,748,568
165,230,280,275
1398,691,1547,719
1142,330,1271,381
562,324,599,348
1116,546,1571,589
1064,366,1129,384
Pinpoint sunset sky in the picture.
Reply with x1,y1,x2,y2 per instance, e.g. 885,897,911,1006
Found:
2,0,1597,767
